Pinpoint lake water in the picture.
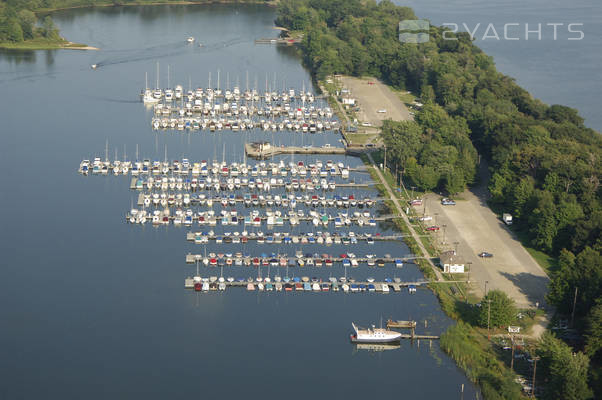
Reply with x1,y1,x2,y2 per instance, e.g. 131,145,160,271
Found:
0,5,478,399
396,0,602,131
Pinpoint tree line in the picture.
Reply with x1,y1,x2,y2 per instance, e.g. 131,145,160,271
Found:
0,0,60,43
276,0,600,396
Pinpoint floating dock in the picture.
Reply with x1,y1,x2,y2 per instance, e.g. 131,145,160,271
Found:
129,178,371,191
185,232,409,242
244,143,376,159
183,278,424,293
386,319,439,340
184,253,420,265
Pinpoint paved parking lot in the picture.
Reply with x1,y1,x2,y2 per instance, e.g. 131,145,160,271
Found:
338,76,413,127
418,190,549,309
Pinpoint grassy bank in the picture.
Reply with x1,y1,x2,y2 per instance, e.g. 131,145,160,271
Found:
0,38,88,50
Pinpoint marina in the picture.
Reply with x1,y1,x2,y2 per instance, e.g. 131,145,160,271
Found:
80,158,364,177
126,208,398,226
184,231,413,243
184,252,420,266
2,5,481,398
136,192,383,208
128,177,371,192
183,276,423,293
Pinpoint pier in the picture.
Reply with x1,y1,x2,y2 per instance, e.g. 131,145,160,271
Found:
129,178,371,191
184,253,421,265
254,38,302,45
137,193,383,207
185,232,413,242
244,143,377,159
386,319,440,340
183,278,424,293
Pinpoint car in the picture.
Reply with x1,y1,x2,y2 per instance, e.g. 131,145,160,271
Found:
361,122,372,127
441,198,456,205
478,252,494,258
418,216,433,221
426,225,440,231
377,109,387,113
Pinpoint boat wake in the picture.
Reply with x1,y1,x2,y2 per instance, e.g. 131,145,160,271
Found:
84,95,140,104
92,37,249,69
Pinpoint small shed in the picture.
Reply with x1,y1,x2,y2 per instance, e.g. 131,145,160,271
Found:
440,252,465,273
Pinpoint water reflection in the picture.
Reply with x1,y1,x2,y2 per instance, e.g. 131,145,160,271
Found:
0,49,37,64
354,343,401,352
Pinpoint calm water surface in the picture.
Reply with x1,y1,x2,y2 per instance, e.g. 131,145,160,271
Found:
0,5,478,399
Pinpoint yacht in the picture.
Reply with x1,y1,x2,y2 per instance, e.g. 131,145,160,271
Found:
350,323,402,343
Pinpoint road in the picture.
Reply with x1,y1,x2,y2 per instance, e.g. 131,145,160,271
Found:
367,154,444,281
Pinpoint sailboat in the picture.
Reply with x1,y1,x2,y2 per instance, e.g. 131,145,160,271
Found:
143,71,159,104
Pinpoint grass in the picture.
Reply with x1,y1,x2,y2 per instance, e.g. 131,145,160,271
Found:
0,38,75,50
392,88,417,105
441,322,527,399
345,133,378,146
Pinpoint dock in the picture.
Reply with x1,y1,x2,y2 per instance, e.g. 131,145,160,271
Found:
183,278,423,293
244,143,377,159
184,253,421,265
185,232,411,242
137,193,383,207
254,38,302,45
129,177,372,191
386,319,440,340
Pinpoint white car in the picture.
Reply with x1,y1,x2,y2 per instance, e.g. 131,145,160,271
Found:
377,109,387,113
361,122,372,127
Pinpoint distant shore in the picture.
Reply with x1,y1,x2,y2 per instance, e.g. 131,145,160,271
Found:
2,0,275,51
36,0,278,14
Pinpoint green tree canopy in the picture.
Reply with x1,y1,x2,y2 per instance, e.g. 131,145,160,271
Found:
478,290,516,328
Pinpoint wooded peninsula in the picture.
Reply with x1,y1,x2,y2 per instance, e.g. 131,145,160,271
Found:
276,0,600,398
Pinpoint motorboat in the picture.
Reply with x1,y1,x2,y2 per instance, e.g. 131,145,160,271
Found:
350,323,402,343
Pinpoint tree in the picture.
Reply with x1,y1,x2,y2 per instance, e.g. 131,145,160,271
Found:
584,298,602,360
18,9,36,39
537,332,593,400
478,290,516,328
6,18,24,42
41,15,58,39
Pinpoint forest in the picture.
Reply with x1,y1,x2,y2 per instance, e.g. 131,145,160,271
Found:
0,0,60,43
276,0,601,396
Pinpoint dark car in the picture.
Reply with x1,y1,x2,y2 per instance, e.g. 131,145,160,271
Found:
478,252,494,258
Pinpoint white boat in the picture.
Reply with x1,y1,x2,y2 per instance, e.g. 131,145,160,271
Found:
187,36,195,43
350,322,402,343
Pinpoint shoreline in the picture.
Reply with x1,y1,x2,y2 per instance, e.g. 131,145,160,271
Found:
3,0,275,51
37,0,278,14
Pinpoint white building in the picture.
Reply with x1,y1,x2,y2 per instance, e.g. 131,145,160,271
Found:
440,252,465,273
